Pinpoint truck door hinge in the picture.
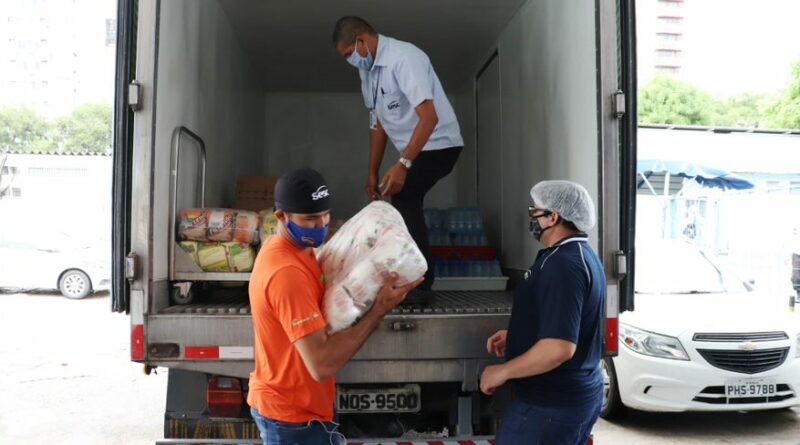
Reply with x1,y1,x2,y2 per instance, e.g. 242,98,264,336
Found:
125,253,138,281
614,250,627,279
613,90,626,118
128,81,142,111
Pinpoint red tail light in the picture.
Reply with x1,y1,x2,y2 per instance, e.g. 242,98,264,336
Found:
606,317,619,355
207,376,244,418
131,324,145,360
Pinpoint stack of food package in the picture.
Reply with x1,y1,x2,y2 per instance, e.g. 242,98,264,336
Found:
178,209,260,272
318,201,427,333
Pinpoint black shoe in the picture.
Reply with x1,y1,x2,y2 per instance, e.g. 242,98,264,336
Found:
403,289,436,307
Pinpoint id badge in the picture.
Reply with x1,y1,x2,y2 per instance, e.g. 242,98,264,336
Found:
369,109,377,130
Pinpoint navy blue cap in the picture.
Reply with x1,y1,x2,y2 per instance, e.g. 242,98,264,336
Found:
275,168,332,214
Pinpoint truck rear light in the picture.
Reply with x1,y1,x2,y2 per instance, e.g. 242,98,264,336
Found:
606,317,619,355
207,376,244,418
131,324,145,360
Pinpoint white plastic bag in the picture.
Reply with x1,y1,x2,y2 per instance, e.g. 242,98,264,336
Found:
319,201,427,333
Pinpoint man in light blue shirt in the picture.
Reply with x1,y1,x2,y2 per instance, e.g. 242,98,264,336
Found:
333,16,463,300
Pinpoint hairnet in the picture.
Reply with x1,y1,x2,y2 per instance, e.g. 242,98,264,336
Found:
530,180,596,232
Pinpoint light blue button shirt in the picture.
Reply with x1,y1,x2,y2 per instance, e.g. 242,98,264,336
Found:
359,35,463,153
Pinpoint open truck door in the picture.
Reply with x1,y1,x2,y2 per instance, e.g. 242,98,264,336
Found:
111,0,137,314
599,0,638,358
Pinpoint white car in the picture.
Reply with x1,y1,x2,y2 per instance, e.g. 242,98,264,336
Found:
602,239,800,418
0,230,110,299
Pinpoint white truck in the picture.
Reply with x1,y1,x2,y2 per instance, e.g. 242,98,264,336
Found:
110,0,638,442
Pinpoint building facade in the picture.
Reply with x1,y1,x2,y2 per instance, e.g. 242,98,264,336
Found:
0,0,116,118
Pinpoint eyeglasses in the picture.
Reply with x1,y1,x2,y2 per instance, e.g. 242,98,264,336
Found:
528,206,552,219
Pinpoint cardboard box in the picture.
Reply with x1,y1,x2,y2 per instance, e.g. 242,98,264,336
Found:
235,176,278,212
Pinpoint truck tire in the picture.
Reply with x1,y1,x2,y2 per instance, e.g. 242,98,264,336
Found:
600,357,627,420
58,269,93,299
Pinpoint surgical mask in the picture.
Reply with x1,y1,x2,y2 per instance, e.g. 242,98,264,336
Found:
347,40,374,71
287,221,329,248
529,218,554,242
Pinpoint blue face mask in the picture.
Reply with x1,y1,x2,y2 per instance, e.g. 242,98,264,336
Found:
287,221,329,248
347,40,374,71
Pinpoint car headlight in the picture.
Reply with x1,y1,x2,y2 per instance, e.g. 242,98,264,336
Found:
795,333,800,358
619,324,690,361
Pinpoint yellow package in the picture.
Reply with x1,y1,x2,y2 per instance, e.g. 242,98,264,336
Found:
197,243,230,272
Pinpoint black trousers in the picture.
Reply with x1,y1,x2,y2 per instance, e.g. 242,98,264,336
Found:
392,147,461,289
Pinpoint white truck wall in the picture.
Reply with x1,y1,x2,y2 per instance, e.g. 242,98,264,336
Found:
474,0,600,270
263,92,459,219
453,88,478,207
152,0,264,280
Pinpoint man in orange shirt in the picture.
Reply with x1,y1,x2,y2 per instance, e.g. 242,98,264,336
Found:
248,168,421,445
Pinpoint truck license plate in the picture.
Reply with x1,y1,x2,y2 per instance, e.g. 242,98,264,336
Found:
725,378,777,398
337,385,421,413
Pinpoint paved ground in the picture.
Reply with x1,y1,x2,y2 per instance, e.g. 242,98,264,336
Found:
0,291,167,445
0,291,798,444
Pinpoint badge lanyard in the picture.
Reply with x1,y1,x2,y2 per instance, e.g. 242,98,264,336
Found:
369,68,380,130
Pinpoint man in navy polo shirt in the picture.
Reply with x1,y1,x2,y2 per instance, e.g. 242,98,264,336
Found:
480,180,606,445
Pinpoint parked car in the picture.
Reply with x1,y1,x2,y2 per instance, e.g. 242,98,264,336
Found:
602,239,800,418
0,226,109,299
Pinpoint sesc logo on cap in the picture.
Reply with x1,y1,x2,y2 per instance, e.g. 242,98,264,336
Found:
311,185,330,201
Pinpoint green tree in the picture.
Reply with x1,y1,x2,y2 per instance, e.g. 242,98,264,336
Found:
0,106,56,152
56,103,113,153
639,75,718,126
715,93,772,128
766,61,800,129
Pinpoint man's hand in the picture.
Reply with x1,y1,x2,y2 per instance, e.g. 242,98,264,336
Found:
480,364,509,395
486,330,508,358
366,174,380,201
380,163,408,197
373,273,423,314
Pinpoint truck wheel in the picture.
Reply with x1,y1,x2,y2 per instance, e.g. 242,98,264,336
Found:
58,269,93,299
600,357,627,420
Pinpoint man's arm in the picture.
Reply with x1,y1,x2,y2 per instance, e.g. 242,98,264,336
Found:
402,100,438,163
379,100,438,196
367,119,388,200
503,338,576,379
480,338,576,395
294,274,422,383
293,302,388,383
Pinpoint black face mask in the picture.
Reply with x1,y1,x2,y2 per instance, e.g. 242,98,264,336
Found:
529,217,554,242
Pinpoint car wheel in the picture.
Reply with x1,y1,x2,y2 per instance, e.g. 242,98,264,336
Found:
600,357,627,420
58,269,93,299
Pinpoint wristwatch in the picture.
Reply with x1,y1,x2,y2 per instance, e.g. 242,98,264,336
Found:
398,157,413,169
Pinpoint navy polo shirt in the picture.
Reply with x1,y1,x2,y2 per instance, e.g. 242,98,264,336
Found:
505,236,606,407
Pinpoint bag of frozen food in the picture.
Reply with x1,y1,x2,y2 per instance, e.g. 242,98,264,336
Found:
224,242,256,272
233,210,260,245
318,201,427,333
179,208,260,245
179,241,200,265
259,210,279,243
178,209,209,241
197,243,230,272
207,209,236,242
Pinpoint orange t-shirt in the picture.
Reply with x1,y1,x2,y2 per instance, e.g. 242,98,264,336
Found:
247,235,334,423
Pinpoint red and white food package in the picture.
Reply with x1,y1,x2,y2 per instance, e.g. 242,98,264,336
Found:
318,201,427,333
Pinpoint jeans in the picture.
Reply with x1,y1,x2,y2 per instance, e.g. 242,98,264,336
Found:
495,395,602,445
250,408,345,445
391,147,461,289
